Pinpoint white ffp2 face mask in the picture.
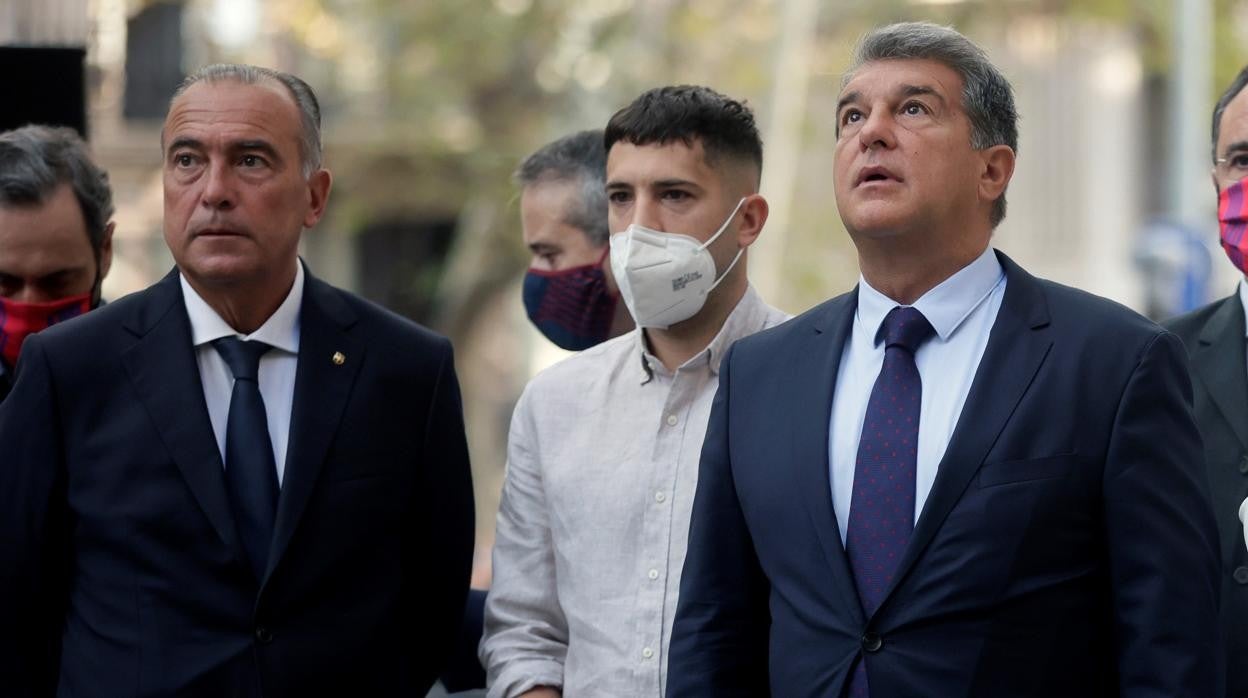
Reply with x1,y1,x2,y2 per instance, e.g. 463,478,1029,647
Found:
609,197,747,329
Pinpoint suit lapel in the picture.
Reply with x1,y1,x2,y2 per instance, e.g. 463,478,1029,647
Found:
121,271,243,560
792,292,866,626
885,252,1053,603
1192,295,1248,450
263,272,363,586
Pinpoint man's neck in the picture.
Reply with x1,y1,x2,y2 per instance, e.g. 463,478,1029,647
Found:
855,232,990,305
184,265,298,335
644,277,746,372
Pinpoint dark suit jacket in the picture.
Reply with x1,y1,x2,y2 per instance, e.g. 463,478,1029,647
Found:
1166,293,1248,698
0,268,475,697
667,252,1221,697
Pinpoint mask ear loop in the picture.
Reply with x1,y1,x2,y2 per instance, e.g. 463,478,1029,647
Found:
701,197,749,294
698,197,749,251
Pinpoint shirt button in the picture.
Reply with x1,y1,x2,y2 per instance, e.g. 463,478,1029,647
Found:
642,647,654,659
648,568,659,580
255,626,274,644
1234,566,1248,585
1239,455,1248,474
861,632,882,653
666,414,678,427
654,491,666,503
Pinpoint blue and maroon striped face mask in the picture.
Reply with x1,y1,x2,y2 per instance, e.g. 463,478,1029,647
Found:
1220,178,1248,273
522,247,618,351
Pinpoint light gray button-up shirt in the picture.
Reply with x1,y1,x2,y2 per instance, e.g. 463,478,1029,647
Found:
482,286,788,698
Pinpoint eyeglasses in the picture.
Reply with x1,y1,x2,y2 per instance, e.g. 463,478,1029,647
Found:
1216,152,1248,180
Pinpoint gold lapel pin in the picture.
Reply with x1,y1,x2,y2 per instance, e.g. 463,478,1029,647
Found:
331,351,346,366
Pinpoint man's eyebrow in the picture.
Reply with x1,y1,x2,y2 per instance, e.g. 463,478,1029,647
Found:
652,178,699,189
165,136,202,156
605,180,632,190
900,84,946,106
836,90,862,114
1221,140,1248,158
836,85,946,113
235,140,280,158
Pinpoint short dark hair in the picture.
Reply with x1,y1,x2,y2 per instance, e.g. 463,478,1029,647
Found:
0,124,114,253
515,130,608,246
847,22,1018,227
1213,65,1248,164
604,85,763,181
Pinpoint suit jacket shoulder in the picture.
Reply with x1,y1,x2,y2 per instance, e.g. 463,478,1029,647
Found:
726,290,856,361
1164,293,1241,349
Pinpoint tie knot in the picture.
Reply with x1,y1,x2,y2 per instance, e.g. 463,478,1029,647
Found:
879,306,934,354
212,337,272,381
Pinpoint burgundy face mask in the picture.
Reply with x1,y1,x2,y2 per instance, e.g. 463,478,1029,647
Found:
522,248,618,351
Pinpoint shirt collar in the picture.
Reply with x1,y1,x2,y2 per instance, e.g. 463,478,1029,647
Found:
635,285,772,383
179,262,304,354
857,246,1004,345
1238,277,1248,338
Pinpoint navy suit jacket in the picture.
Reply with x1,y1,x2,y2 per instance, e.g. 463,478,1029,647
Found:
0,268,475,697
667,252,1221,697
1166,294,1248,698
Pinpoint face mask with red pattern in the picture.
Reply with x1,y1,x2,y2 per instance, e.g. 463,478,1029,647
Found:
1219,177,1248,273
0,293,91,368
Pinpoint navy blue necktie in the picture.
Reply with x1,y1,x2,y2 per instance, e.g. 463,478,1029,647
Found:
213,337,279,581
844,306,934,698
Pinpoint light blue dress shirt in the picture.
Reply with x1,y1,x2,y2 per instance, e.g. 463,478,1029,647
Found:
829,246,1006,543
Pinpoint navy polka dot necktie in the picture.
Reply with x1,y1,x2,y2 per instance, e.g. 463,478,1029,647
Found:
844,306,934,697
213,337,279,581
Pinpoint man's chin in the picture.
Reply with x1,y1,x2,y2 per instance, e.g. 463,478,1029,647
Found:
843,214,915,242
178,256,265,288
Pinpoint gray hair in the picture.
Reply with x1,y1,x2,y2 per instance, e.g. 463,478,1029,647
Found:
846,22,1019,227
515,130,609,246
0,124,114,253
169,64,323,177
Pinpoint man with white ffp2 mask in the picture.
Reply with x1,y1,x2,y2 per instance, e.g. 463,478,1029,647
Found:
609,195,747,329
482,85,789,698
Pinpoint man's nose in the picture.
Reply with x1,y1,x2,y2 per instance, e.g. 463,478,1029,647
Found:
629,196,665,232
858,109,897,151
8,285,52,304
200,160,236,210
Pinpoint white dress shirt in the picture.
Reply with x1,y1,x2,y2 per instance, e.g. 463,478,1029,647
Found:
180,264,303,485
829,246,1006,542
482,287,788,698
1240,496,1248,554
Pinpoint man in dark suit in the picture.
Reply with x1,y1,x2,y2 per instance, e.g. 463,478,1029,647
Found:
667,22,1221,697
1165,64,1248,698
0,64,474,697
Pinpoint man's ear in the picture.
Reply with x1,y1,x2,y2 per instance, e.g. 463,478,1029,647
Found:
303,169,333,228
737,194,769,249
978,144,1015,206
98,221,115,280
1213,167,1223,197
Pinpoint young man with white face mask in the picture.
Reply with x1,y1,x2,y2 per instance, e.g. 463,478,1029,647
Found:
481,85,788,698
